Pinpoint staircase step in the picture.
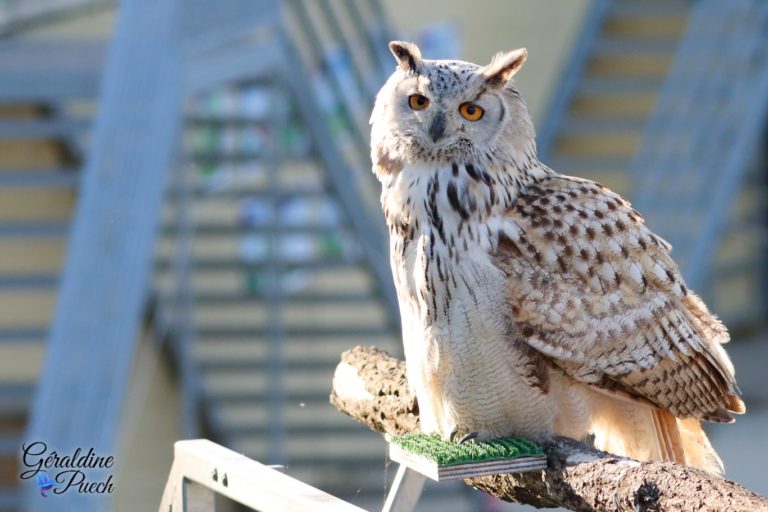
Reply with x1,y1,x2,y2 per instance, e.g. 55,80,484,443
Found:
0,274,58,289
554,131,640,158
197,325,391,338
609,0,691,18
203,369,369,398
254,452,386,472
603,18,686,39
165,185,328,200
190,151,266,163
185,115,275,126
578,77,663,96
0,168,80,188
587,53,672,78
0,344,44,381
546,155,630,174
0,434,19,457
205,389,335,405
0,489,20,511
192,290,376,305
194,298,387,324
0,104,44,118
195,339,394,369
0,119,88,139
0,383,33,413
155,256,362,272
0,239,65,274
0,41,104,101
569,94,658,118
0,139,70,170
161,223,351,236
221,422,373,438
156,269,378,299
604,6,688,39
0,328,46,343
0,289,54,327
198,358,350,372
234,433,384,461
544,157,631,193
594,36,679,56
215,400,371,427
559,116,645,135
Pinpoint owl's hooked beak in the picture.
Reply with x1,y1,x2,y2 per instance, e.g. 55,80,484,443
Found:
429,111,446,143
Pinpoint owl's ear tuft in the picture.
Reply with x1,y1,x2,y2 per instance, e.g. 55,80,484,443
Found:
481,48,527,87
389,41,423,73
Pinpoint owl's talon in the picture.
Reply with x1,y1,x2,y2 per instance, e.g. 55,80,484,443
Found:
449,428,459,442
458,432,478,444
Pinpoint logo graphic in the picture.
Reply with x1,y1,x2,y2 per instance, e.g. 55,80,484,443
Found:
35,471,53,497
20,442,116,497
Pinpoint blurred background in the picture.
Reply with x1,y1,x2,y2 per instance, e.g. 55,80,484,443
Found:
0,0,766,510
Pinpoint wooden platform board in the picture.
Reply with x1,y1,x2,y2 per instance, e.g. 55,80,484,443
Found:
388,442,548,482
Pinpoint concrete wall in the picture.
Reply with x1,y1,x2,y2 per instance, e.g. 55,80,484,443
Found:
114,332,181,511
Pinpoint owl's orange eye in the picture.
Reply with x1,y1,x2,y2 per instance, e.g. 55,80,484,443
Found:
459,102,484,121
408,94,430,110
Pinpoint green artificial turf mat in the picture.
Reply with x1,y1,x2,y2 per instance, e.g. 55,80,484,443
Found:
388,432,545,466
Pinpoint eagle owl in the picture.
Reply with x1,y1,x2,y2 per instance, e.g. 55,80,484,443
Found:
370,41,745,474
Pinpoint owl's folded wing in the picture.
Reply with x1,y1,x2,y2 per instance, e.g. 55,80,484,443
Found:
494,174,744,421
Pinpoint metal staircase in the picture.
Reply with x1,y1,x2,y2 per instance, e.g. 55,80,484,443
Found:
154,3,477,508
0,1,473,510
157,77,402,500
630,0,768,324
0,0,765,510
539,0,691,196
539,0,768,325
0,37,102,510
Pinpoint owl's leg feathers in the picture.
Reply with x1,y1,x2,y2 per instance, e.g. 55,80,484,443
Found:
651,409,686,464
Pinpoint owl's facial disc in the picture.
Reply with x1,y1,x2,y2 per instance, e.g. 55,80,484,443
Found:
401,82,504,154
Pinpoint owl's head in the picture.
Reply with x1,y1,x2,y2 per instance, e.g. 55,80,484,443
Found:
370,41,536,180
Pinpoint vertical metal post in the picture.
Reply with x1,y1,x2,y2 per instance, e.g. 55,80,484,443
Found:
174,150,201,439
278,35,398,321
536,0,611,161
24,0,184,509
382,465,426,512
265,82,288,465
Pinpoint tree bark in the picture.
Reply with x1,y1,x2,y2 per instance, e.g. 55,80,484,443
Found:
330,345,768,512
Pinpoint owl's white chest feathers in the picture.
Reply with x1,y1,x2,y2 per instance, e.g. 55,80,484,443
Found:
382,162,560,438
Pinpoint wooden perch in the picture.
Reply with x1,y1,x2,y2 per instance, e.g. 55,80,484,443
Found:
330,345,768,512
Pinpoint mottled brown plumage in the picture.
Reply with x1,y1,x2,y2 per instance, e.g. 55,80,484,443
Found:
495,176,744,422
370,41,744,474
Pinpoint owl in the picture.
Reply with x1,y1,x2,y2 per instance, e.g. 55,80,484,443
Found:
370,41,745,474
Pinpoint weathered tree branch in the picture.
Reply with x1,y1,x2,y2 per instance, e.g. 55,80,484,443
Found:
330,345,768,512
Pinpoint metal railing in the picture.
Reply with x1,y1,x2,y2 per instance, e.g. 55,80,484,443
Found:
22,1,399,508
630,0,768,293
158,439,366,512
536,0,611,162
0,0,113,35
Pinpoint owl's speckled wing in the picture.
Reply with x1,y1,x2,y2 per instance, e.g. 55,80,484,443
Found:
495,175,745,421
